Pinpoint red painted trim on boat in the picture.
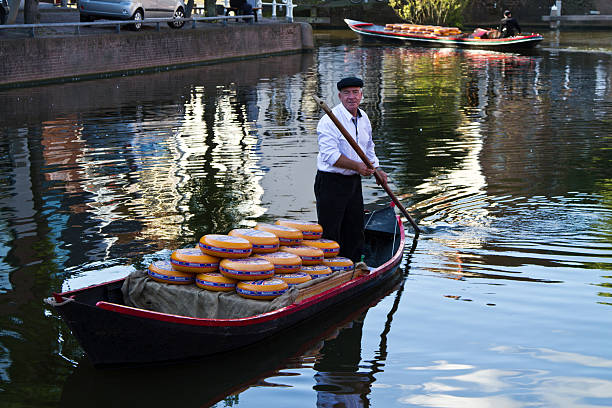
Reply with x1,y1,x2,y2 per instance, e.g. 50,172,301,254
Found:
93,216,406,328
349,23,542,44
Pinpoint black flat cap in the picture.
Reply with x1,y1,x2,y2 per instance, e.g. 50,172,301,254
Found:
337,77,364,90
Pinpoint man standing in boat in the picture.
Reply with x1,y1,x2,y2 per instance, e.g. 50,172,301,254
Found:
499,10,521,38
315,77,388,263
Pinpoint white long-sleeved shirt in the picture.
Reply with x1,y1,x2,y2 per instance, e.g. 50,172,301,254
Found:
316,103,379,175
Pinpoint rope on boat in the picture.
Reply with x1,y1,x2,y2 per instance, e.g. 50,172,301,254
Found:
364,211,375,230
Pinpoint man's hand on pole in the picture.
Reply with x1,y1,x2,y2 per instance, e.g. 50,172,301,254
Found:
356,162,375,177
375,168,388,186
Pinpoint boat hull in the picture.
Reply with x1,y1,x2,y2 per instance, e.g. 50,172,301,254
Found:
46,207,406,366
52,268,397,365
59,270,405,407
345,19,543,50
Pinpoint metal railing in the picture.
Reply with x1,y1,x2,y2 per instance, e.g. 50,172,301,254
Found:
0,15,255,37
222,0,294,22
258,0,294,22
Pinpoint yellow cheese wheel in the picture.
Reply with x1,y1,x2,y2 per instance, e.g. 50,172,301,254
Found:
274,219,323,240
322,256,354,272
301,265,333,279
279,245,324,265
195,272,237,292
255,223,303,245
199,234,252,259
236,278,289,300
228,228,280,254
219,257,275,281
276,272,312,286
304,239,340,258
170,248,219,273
147,260,195,285
254,251,302,273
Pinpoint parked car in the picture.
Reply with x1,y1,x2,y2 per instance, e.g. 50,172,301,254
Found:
78,0,186,30
0,0,9,25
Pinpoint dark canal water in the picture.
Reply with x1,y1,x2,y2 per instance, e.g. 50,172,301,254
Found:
1,29,611,407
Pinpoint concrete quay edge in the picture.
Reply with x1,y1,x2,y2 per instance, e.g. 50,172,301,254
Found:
0,22,314,89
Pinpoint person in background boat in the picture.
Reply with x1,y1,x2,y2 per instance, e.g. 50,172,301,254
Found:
499,9,521,38
315,76,388,263
229,0,253,20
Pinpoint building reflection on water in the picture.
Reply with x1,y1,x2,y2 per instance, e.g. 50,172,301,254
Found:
0,53,316,392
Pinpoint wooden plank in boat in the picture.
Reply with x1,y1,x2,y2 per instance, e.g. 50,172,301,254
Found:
295,265,369,303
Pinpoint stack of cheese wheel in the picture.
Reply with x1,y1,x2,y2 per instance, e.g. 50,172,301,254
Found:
148,260,195,285
255,251,302,274
144,216,355,300
220,257,275,281
275,271,311,286
199,234,252,259
255,223,303,245
305,238,340,258
275,219,323,240
440,27,460,36
280,245,324,265
170,248,219,273
195,272,237,292
322,256,355,273
301,264,333,279
228,228,279,254
236,278,289,300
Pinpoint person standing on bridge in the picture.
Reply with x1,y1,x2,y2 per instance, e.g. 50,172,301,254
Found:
314,76,388,263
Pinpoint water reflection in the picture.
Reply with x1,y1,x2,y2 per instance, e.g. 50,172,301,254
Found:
313,314,372,407
0,30,611,408
0,53,317,406
399,363,612,407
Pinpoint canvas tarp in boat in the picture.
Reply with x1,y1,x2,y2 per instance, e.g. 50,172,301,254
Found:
121,270,327,319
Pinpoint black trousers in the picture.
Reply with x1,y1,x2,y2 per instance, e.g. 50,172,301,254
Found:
314,170,364,263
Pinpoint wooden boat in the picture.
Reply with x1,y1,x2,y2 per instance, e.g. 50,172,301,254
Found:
345,19,544,50
59,269,406,406
45,205,406,366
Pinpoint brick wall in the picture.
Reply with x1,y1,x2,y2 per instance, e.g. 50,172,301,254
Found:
0,22,314,87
